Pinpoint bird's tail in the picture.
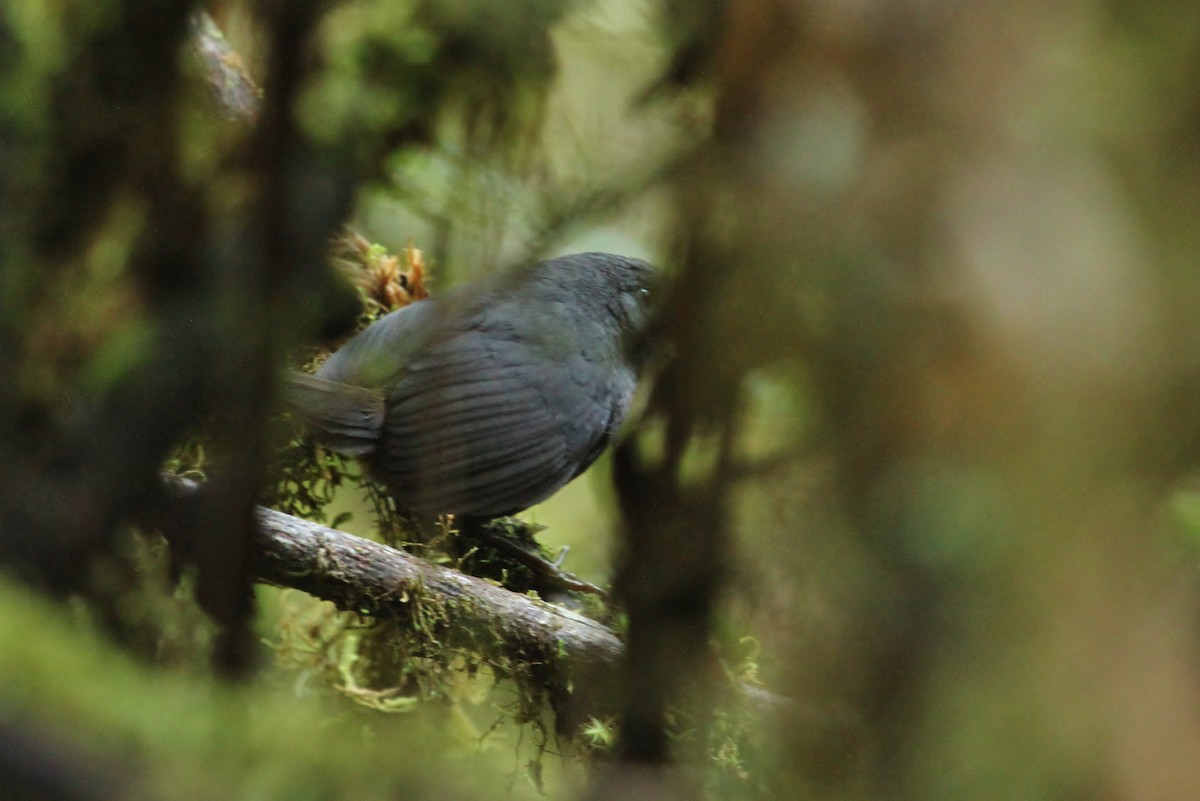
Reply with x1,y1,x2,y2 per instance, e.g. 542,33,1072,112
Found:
282,371,386,457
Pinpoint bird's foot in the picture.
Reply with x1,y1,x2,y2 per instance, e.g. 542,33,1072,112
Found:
457,517,607,599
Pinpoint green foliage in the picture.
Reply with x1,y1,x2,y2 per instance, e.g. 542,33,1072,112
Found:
0,577,546,801
580,716,616,750
15,0,1200,798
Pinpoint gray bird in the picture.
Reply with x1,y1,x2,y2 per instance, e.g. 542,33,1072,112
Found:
286,252,656,520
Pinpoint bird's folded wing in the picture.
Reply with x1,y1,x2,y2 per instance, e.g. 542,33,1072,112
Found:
378,329,584,517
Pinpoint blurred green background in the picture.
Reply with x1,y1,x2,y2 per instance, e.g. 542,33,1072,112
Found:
6,1,1200,800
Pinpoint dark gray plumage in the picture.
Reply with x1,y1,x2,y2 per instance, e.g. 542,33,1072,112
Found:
286,252,655,518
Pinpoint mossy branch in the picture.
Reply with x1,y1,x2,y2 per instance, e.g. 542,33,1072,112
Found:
252,506,623,724
250,506,794,729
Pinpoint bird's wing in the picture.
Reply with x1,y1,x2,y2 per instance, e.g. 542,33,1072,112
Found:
376,322,621,518
316,298,445,388
283,371,386,457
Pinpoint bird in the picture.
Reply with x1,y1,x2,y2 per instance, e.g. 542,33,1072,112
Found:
285,251,656,523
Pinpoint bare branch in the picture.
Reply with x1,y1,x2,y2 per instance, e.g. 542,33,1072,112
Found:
191,12,261,121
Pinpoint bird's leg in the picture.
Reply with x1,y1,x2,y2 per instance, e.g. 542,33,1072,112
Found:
455,516,607,598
